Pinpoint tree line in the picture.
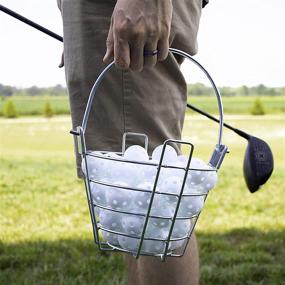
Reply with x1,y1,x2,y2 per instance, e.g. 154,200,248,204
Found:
188,83,285,96
0,83,284,97
0,84,67,97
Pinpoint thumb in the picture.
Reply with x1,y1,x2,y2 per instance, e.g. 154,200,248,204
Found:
103,22,114,63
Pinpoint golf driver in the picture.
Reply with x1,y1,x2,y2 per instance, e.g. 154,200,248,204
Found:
187,104,274,193
1,4,274,192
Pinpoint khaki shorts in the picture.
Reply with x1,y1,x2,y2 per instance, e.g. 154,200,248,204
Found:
59,0,202,178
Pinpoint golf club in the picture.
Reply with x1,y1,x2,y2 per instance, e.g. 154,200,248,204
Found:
187,104,274,193
1,4,274,192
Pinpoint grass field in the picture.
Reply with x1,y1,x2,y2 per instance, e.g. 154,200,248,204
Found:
0,114,285,284
0,95,285,116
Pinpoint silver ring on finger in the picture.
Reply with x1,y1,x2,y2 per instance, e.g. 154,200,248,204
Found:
143,49,158,57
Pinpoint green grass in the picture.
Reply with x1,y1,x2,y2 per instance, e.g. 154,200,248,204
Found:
187,95,285,115
0,114,285,284
0,95,285,117
0,96,70,116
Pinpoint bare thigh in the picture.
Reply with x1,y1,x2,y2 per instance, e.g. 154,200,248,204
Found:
126,233,199,285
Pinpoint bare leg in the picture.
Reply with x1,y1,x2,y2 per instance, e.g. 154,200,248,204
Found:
126,233,199,285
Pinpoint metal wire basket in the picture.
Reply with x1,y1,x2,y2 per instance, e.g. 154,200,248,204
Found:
71,48,228,261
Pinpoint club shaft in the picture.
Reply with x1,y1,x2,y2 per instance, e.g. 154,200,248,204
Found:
187,103,250,139
0,4,63,43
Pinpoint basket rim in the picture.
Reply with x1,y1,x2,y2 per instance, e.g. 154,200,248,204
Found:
85,150,218,172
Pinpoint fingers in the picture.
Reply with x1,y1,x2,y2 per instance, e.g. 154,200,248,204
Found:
130,38,144,71
114,34,131,69
104,19,131,69
103,19,169,70
157,38,169,62
103,21,114,64
144,40,159,68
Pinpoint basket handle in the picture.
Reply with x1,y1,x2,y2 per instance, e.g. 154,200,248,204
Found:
79,48,228,168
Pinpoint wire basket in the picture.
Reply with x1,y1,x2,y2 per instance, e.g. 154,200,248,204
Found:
71,48,228,261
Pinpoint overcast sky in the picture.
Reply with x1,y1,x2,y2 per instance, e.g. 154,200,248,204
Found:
0,0,284,87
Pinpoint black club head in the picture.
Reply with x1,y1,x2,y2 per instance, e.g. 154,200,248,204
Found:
243,136,274,193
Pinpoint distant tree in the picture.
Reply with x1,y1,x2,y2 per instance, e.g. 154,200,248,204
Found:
251,98,265,115
3,99,18,118
43,101,54,118
50,84,67,96
0,84,14,97
255,84,267,95
240,85,250,96
188,83,212,96
26,86,41,96
220,87,236,97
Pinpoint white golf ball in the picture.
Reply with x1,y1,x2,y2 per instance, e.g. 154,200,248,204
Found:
133,182,161,214
169,219,192,250
104,153,123,178
81,155,100,179
187,158,208,186
118,235,140,252
118,234,166,255
150,206,174,229
105,181,133,210
144,227,171,254
94,206,100,217
142,163,158,183
112,162,141,186
124,145,149,162
145,224,168,240
121,214,144,237
102,231,120,246
90,182,107,207
177,155,189,166
171,219,192,238
178,193,204,218
198,167,218,192
152,144,177,164
168,161,187,180
160,176,184,203
169,239,186,251
99,209,122,232
105,159,125,181
143,240,166,254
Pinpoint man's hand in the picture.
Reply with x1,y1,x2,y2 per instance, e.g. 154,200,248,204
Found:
103,0,173,71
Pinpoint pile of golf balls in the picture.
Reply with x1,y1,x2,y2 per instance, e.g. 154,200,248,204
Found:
81,143,218,254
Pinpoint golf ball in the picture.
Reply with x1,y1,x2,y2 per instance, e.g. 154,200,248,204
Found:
150,206,173,229
178,192,204,218
198,167,218,192
145,224,168,240
118,234,167,255
133,182,161,214
124,145,149,162
99,209,122,232
152,144,177,164
90,182,107,207
171,219,192,238
160,176,183,203
102,231,120,246
177,155,189,166
143,239,166,254
169,238,186,251
142,163,158,184
94,206,100,217
187,158,208,186
105,181,133,210
121,214,144,237
118,235,140,252
81,155,101,179
169,219,192,250
168,161,187,180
